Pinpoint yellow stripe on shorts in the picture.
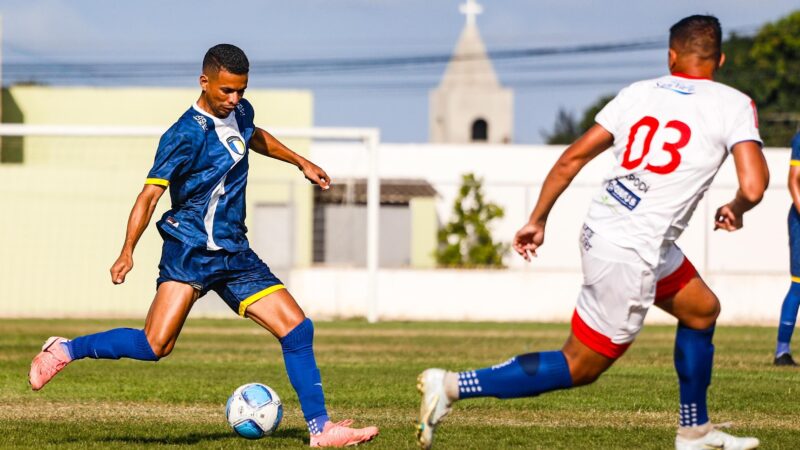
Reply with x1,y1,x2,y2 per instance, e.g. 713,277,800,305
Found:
238,284,286,317
792,276,800,284
145,178,170,186
791,160,800,167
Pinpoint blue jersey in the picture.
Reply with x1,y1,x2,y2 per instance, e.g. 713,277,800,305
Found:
789,132,800,277
146,99,256,252
792,132,800,165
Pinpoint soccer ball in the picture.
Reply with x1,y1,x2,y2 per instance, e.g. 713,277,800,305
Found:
226,383,283,439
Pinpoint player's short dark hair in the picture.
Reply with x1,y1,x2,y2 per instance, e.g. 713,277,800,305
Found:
203,44,249,75
669,15,722,62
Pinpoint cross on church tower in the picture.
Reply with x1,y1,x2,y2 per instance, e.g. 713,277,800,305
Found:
459,0,483,26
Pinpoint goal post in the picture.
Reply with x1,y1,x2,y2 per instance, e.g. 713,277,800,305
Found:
0,123,382,323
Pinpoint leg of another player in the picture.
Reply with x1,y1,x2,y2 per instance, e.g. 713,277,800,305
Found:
775,280,800,365
778,208,800,367
29,281,197,390
431,332,612,403
657,275,759,449
417,333,613,449
245,290,378,447
657,275,719,433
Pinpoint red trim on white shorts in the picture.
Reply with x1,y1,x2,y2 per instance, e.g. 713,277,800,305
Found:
571,310,630,359
655,257,697,303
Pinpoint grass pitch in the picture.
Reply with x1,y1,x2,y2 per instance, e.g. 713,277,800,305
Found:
1,318,798,449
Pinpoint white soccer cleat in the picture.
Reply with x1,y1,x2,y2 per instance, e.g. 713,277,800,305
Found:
675,424,759,450
416,368,454,450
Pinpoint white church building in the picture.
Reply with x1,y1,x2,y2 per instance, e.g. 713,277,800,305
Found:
429,0,514,144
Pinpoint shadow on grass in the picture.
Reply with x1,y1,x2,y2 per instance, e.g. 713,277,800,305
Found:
97,431,232,445
52,427,309,446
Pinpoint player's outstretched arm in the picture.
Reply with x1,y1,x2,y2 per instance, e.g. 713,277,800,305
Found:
514,125,613,261
110,184,166,285
714,141,769,231
250,127,330,190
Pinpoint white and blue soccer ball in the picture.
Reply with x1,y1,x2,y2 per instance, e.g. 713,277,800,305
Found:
226,383,283,439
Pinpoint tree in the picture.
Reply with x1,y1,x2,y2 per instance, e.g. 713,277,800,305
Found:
578,95,615,133
543,108,580,144
435,173,508,267
543,11,800,147
542,95,615,144
715,11,800,146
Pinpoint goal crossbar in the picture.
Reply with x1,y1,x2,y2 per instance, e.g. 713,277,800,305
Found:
0,123,383,323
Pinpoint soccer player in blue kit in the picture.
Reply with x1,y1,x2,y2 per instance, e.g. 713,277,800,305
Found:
775,131,800,366
28,44,379,448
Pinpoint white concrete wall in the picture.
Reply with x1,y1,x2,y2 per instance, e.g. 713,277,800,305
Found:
301,143,792,325
287,268,784,325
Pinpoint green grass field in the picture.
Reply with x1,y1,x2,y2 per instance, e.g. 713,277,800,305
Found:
1,319,798,449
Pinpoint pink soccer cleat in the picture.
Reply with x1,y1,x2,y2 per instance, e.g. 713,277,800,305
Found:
29,336,72,391
309,419,379,447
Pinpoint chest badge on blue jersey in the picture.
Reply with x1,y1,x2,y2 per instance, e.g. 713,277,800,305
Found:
226,136,246,155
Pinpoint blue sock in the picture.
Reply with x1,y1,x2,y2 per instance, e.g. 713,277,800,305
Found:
458,351,573,399
776,281,800,356
280,318,328,434
65,328,159,361
674,324,714,427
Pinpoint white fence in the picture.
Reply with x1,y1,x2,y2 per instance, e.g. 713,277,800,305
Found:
298,143,792,325
0,126,791,325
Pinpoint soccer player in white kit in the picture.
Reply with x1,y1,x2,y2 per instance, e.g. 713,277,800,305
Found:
417,15,769,450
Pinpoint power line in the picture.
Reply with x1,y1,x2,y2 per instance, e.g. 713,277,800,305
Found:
4,38,665,82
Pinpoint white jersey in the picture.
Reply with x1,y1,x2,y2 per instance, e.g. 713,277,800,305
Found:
585,73,762,266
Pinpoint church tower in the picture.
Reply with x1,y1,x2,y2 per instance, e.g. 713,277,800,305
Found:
430,0,513,144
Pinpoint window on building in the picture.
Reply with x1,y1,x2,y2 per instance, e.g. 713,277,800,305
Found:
471,119,488,142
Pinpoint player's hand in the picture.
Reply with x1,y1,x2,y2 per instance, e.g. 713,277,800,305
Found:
513,221,545,262
300,162,331,190
714,202,744,231
110,253,134,285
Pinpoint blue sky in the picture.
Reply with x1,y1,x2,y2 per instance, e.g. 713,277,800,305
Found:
1,0,797,143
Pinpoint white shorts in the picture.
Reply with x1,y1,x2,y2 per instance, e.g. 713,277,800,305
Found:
572,225,697,358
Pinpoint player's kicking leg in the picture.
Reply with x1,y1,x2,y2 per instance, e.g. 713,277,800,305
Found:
29,281,196,390
244,288,378,447
418,230,645,449
656,272,759,450
417,332,613,449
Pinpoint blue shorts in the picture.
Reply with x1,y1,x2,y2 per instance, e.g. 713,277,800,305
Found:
157,234,285,317
789,206,800,278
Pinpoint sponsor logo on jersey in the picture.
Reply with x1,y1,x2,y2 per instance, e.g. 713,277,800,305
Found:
236,103,246,116
621,174,649,193
226,136,246,155
656,80,695,95
193,115,208,131
606,179,640,210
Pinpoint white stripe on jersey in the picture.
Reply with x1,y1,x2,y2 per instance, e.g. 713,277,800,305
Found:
192,104,247,251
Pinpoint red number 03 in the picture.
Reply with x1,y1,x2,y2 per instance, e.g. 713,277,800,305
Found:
621,116,691,174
